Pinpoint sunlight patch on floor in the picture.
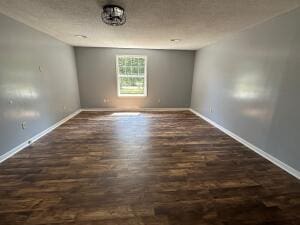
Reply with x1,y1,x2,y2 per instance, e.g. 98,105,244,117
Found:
111,112,141,116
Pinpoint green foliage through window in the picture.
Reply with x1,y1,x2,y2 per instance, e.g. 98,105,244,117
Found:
117,55,147,96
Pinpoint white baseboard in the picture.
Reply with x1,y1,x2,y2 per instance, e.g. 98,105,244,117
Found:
0,109,81,163
189,108,300,180
81,108,190,111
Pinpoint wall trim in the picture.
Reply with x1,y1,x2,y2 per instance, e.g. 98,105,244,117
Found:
81,108,190,111
0,109,81,163
189,108,300,180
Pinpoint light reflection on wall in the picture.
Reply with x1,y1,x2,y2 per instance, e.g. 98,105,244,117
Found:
1,83,40,120
242,107,265,119
231,73,272,122
232,74,264,101
2,84,39,100
4,110,40,119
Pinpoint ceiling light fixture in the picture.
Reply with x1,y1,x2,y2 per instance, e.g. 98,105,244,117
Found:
74,35,88,38
101,4,126,26
170,39,181,42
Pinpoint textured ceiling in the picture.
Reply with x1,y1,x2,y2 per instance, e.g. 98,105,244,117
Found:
0,0,300,50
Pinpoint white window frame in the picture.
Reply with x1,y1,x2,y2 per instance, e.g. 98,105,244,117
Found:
116,55,147,97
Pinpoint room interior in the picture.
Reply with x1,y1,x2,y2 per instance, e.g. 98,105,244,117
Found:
0,1,299,224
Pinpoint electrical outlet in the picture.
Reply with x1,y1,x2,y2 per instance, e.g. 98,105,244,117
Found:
158,99,161,104
209,107,213,113
21,122,26,130
38,65,43,72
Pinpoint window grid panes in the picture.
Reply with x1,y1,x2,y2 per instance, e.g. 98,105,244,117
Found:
117,55,147,96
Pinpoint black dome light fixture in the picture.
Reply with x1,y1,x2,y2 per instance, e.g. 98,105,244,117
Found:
101,4,126,26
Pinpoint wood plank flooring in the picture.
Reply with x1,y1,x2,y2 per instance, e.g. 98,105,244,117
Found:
0,111,299,225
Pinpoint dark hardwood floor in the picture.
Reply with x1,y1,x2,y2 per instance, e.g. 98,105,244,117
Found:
0,111,299,225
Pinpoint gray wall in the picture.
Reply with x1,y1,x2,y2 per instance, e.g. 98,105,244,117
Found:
0,13,80,157
191,8,300,171
75,47,194,108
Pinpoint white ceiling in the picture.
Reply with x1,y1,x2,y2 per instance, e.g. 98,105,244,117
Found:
0,0,299,50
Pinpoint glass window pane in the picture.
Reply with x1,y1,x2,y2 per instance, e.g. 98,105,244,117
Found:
132,58,138,66
119,66,126,75
120,77,144,95
117,56,146,96
139,66,145,75
125,57,131,66
118,57,125,66
132,66,138,75
125,67,131,75
138,58,145,66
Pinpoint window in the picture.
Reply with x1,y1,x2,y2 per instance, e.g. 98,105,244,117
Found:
116,55,147,97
